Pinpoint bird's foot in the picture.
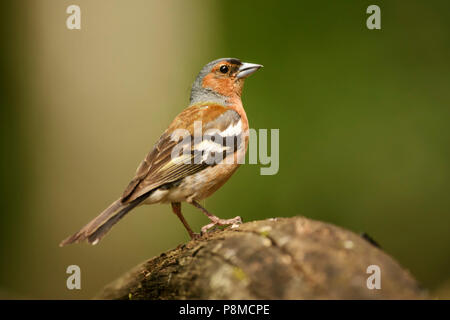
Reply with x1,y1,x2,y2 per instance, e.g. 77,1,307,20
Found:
189,232,202,241
201,216,242,234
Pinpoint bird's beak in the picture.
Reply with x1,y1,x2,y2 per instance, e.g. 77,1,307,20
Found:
236,62,263,79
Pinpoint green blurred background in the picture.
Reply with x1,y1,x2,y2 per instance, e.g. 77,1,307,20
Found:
1,0,449,299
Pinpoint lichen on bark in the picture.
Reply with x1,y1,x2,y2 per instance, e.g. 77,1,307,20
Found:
95,217,427,300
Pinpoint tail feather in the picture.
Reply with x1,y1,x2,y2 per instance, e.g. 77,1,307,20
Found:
59,196,144,247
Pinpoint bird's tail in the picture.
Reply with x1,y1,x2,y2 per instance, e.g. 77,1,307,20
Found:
59,197,144,246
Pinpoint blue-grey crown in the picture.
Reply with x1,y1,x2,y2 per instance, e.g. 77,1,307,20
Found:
189,58,242,105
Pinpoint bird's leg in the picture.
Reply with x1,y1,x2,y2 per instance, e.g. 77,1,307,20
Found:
190,200,242,234
171,202,200,240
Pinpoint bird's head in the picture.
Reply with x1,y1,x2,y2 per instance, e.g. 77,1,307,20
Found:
190,58,263,106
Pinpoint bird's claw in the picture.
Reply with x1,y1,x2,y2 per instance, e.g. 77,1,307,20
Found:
190,232,202,241
200,216,242,235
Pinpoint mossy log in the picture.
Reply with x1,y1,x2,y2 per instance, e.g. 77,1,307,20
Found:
95,216,427,299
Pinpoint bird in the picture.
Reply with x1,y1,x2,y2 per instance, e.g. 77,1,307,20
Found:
59,58,263,246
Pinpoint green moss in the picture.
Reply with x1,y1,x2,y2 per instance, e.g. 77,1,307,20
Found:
233,267,247,281
259,230,270,237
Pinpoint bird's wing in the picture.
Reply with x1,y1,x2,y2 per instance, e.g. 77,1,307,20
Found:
121,103,242,203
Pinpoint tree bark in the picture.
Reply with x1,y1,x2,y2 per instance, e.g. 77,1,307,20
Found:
95,216,427,299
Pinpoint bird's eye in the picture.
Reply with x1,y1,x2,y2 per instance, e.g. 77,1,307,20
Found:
219,65,229,73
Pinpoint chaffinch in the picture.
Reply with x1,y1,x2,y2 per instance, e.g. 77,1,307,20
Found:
60,58,263,246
